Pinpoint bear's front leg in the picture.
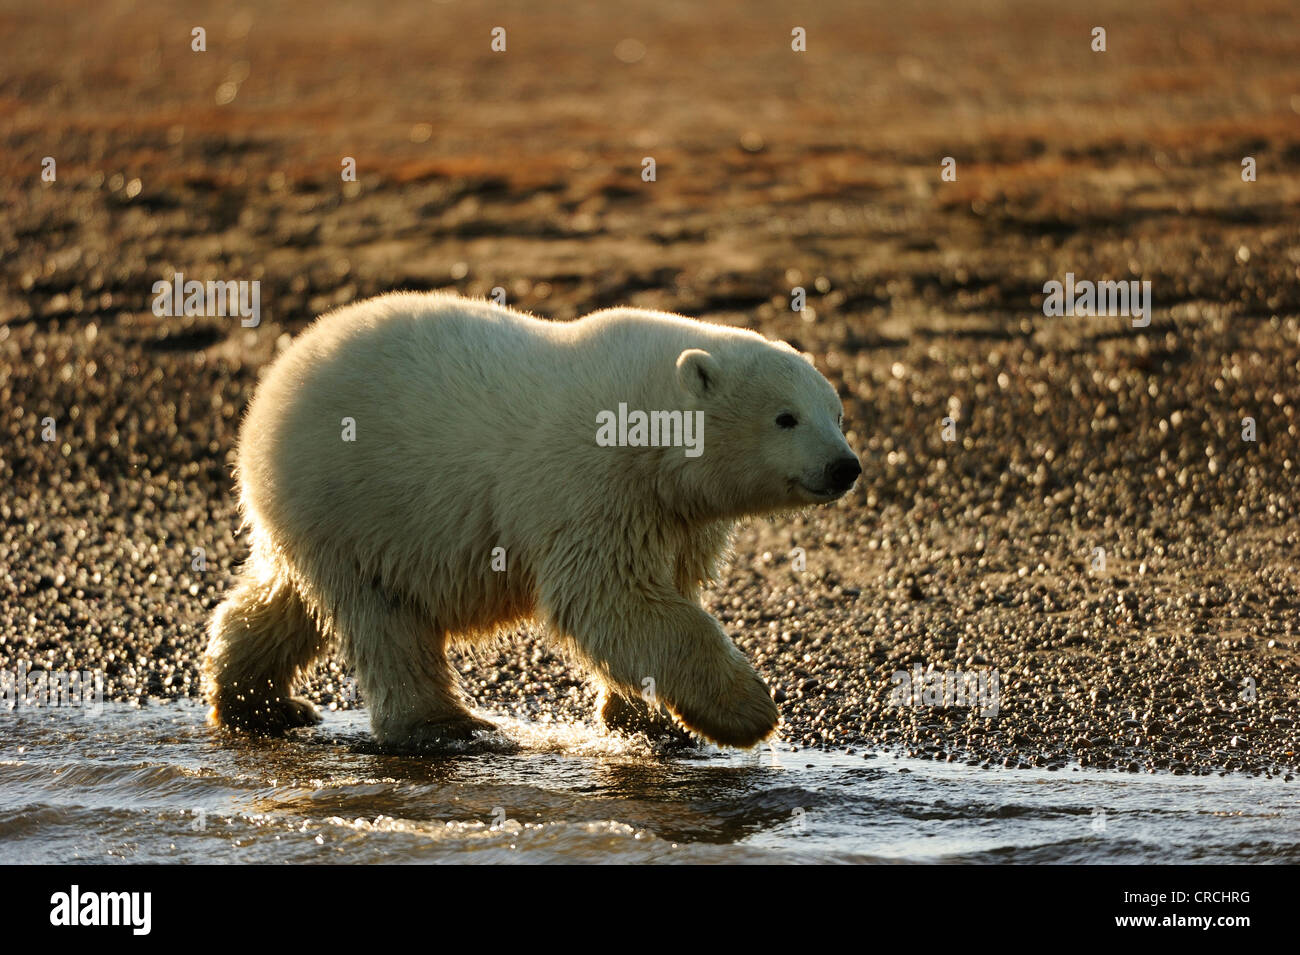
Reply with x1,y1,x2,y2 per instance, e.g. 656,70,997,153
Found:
555,589,779,748
662,642,780,749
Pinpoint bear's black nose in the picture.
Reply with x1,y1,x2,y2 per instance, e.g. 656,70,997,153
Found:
827,456,862,491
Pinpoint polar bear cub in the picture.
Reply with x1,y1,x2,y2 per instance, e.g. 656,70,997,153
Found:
203,293,860,749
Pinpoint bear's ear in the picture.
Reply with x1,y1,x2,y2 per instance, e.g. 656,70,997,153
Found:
676,348,722,399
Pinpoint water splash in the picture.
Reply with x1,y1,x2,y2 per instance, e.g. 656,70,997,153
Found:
0,700,1295,864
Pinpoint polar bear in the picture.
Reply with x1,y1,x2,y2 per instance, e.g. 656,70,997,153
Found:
203,293,860,749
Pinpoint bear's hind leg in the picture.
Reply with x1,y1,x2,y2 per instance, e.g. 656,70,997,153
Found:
339,592,494,750
203,571,326,733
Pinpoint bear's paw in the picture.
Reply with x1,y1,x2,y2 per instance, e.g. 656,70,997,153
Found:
210,694,323,735
668,670,779,749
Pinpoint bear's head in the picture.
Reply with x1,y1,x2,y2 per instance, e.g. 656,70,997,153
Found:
673,338,861,517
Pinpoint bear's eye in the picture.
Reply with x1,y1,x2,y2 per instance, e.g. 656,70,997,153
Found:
776,413,798,429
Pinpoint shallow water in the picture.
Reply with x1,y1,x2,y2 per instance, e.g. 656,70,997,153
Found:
0,701,1294,864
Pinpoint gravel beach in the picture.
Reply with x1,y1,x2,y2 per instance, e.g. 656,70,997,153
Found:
2,0,1298,777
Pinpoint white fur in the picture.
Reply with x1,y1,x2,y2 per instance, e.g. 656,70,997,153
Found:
203,292,858,748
